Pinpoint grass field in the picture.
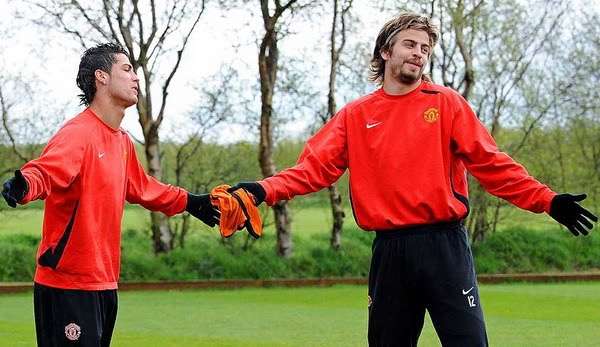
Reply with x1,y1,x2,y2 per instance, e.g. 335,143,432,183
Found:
0,202,557,237
0,204,364,238
1,282,599,346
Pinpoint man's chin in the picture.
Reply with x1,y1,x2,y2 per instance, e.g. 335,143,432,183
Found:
397,72,421,84
125,97,138,108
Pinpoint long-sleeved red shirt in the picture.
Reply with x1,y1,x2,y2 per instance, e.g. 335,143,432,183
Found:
20,108,187,290
259,81,556,231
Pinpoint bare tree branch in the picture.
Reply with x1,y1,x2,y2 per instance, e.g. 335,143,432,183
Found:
156,0,206,127
0,84,29,163
102,0,120,43
70,0,111,40
30,1,88,49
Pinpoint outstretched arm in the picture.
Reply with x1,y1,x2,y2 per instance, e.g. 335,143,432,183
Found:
451,93,555,212
3,123,86,207
450,92,596,235
124,139,219,227
233,108,349,206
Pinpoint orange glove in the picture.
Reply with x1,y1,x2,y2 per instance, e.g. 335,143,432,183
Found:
210,184,263,238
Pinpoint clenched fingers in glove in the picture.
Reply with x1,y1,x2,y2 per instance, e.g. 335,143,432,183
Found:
186,193,221,227
2,170,28,208
227,181,266,206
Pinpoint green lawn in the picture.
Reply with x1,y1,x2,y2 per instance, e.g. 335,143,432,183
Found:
1,283,599,346
0,202,556,237
0,204,362,237
0,206,153,237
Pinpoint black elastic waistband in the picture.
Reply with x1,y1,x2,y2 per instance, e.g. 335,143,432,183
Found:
375,220,464,239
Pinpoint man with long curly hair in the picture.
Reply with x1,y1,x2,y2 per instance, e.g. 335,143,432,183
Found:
228,12,597,346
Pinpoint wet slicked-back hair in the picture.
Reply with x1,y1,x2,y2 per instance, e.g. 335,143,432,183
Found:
369,12,439,85
76,43,129,106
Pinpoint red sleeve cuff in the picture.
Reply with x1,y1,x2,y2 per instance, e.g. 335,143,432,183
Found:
19,171,34,204
544,191,557,214
257,180,275,206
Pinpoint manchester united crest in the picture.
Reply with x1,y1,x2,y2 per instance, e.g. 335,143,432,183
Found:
65,322,81,341
423,108,440,123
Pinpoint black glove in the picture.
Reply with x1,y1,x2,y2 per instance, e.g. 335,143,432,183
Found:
549,193,598,236
227,182,266,205
2,170,28,208
186,193,220,227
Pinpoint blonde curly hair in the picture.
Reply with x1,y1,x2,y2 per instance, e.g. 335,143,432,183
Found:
369,13,439,85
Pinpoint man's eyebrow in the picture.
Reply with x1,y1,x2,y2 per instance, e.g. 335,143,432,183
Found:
402,39,430,48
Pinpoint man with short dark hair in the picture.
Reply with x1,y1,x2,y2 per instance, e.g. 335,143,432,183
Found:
1,43,219,347
229,12,597,346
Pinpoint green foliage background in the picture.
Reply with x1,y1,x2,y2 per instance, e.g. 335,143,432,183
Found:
2,220,600,282
1,121,599,280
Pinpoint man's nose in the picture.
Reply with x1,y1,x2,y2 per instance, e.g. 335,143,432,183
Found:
413,46,425,58
412,46,425,59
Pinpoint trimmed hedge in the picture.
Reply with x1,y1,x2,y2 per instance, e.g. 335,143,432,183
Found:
1,226,599,282
119,229,373,281
472,227,600,273
0,234,38,281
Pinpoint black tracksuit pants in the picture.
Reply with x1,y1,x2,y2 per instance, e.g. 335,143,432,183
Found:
34,283,118,347
367,221,488,346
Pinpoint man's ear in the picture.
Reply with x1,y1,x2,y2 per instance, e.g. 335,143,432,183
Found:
95,69,108,86
380,48,391,61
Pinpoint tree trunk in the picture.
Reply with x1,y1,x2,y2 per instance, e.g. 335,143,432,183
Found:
273,200,293,257
326,0,349,250
145,124,173,253
449,1,484,241
179,213,190,249
258,89,293,257
258,2,294,257
328,185,344,250
467,182,489,244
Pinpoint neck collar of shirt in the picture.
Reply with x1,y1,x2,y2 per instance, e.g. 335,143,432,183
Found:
85,108,126,134
377,80,425,100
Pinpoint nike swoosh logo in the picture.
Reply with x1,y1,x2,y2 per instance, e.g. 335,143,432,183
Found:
98,153,105,159
462,287,474,295
366,122,382,129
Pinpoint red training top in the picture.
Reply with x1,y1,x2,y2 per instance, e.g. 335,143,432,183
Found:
259,81,556,231
20,108,188,290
